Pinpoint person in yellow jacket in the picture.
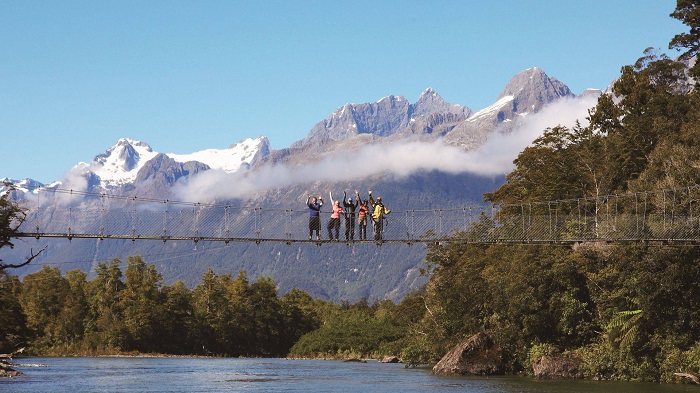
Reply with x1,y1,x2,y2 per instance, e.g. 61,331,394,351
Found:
368,189,390,241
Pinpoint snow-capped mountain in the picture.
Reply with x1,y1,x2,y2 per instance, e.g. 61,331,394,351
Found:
54,136,272,193
82,138,159,189
0,177,47,194
168,136,270,173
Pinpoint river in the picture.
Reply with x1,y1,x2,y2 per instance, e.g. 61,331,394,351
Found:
1,357,697,392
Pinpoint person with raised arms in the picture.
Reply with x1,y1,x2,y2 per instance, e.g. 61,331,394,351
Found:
327,191,344,241
342,190,360,241
368,189,391,241
306,194,323,240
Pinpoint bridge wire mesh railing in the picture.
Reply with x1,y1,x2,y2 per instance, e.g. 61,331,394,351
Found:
13,186,700,243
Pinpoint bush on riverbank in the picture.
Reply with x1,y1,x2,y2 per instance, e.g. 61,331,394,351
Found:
289,311,405,359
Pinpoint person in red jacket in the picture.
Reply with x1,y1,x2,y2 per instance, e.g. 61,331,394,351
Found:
356,192,370,240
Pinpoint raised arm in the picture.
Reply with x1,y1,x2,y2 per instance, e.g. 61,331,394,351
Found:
328,191,335,205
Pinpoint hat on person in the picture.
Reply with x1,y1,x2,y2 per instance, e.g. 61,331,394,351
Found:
348,198,353,202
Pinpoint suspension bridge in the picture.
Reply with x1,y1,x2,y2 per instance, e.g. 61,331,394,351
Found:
10,186,700,245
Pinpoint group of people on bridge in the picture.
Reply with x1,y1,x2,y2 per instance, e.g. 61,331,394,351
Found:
306,189,390,242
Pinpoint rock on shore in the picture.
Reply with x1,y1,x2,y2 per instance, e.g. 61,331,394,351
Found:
531,354,583,379
380,356,400,363
432,332,503,375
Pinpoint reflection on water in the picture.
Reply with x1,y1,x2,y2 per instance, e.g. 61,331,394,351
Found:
1,357,698,393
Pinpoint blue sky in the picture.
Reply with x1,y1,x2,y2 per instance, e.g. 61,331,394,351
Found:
1,1,684,183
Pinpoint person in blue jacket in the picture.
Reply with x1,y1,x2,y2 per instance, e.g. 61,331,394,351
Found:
306,194,323,240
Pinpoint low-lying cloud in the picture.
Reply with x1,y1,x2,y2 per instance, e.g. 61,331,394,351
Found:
174,95,599,202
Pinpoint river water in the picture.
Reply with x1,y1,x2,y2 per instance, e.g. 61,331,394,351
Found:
1,357,697,392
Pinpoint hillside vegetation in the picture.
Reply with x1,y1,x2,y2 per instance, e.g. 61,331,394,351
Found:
392,2,700,381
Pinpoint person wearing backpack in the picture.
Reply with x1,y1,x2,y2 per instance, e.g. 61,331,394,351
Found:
368,189,391,241
356,195,370,240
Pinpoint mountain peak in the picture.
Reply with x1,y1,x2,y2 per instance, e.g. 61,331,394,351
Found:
90,138,159,189
416,87,444,104
411,88,470,120
115,137,153,150
498,67,574,113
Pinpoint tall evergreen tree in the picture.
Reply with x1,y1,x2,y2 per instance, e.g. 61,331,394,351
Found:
86,258,126,350
120,256,164,352
670,0,700,78
19,266,70,351
249,276,283,356
160,281,195,354
0,275,26,353
57,269,88,351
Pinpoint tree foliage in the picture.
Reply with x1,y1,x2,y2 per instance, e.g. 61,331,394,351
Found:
670,0,700,77
0,187,45,271
1,257,325,357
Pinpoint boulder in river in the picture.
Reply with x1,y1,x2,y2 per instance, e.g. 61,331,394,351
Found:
432,332,503,375
380,356,400,363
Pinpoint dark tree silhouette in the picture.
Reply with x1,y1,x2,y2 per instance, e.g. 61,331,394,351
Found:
0,183,45,271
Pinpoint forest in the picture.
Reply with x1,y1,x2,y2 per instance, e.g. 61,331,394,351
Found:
4,0,700,383
0,252,423,360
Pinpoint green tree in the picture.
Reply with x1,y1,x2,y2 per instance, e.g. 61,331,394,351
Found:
670,0,700,78
192,270,253,356
19,266,70,351
56,269,89,352
0,275,26,353
159,281,195,354
280,288,321,353
120,255,164,352
224,271,254,355
486,126,586,206
86,258,126,350
249,276,283,356
191,269,227,355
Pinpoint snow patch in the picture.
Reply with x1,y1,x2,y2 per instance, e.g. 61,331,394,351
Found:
467,95,514,122
167,137,266,174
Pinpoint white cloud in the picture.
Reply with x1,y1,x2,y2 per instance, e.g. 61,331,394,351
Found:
53,163,91,205
174,95,599,202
